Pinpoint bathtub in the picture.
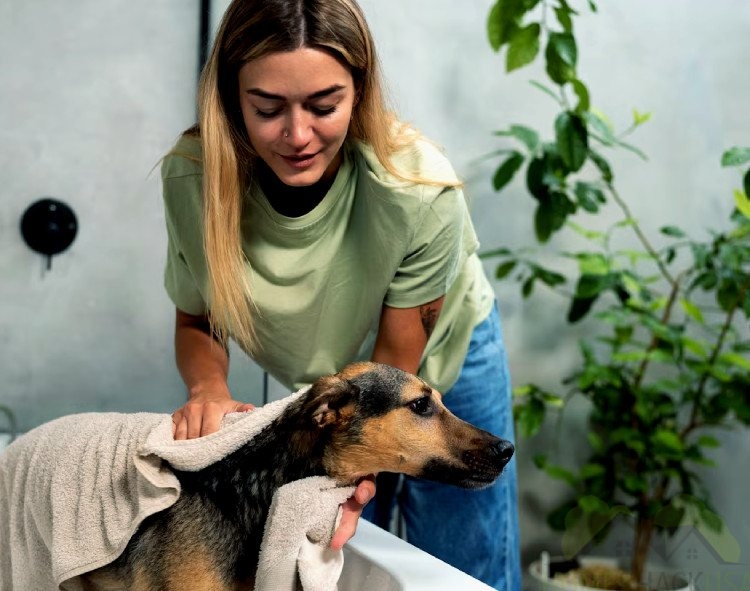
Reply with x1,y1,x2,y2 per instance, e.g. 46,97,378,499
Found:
343,519,494,590
0,433,492,590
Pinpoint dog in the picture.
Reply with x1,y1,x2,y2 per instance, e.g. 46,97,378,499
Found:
81,361,514,590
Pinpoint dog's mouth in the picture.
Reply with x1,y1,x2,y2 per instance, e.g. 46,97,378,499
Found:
457,473,502,490
418,440,514,489
419,458,504,490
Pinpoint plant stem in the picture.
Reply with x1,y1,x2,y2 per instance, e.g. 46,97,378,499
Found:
606,181,686,390
607,183,677,286
684,278,749,435
631,515,654,584
633,272,685,390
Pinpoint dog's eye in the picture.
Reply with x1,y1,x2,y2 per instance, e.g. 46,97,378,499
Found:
408,396,433,416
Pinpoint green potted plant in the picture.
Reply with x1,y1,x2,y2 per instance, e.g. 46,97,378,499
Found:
483,1,750,589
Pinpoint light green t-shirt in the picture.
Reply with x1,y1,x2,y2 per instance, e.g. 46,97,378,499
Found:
161,135,495,394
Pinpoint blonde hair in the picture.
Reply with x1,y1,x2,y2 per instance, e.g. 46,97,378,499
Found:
191,0,459,353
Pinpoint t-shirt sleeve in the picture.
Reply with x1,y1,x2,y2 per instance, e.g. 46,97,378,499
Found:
164,220,207,315
162,162,208,315
384,186,479,308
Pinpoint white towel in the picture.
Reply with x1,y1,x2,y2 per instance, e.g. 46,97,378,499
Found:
0,388,354,591
255,476,355,591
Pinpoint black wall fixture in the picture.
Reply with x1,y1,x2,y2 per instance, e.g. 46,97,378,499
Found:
20,198,78,270
199,0,211,79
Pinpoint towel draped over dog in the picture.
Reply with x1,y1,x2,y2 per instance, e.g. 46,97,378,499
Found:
0,389,354,591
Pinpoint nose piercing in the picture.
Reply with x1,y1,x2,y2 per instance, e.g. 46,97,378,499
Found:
284,130,289,138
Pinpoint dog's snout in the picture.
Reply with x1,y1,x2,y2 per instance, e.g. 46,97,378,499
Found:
491,439,514,467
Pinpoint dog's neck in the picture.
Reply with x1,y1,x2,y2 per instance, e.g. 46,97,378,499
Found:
170,409,332,577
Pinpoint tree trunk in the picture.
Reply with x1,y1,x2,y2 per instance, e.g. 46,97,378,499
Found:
631,516,654,585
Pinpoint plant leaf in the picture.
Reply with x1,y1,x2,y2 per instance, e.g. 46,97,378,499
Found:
522,275,536,297
587,431,604,452
574,252,609,275
580,463,606,479
734,189,750,220
514,397,545,436
574,181,605,213
532,264,566,286
697,435,720,449
545,465,578,487
495,124,541,152
507,23,541,72
487,0,519,51
632,109,652,126
555,6,573,32
556,111,588,172
545,32,577,84
479,246,513,259
568,296,597,323
495,260,518,279
578,495,609,513
717,279,741,311
660,225,686,238
589,150,614,183
652,430,684,452
721,146,750,167
534,192,576,242
718,352,750,372
585,110,617,145
529,80,562,103
680,299,705,324
574,273,615,298
571,79,590,113
492,151,525,191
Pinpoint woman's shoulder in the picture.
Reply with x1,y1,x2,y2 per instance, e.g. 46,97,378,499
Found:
352,133,460,195
161,132,203,181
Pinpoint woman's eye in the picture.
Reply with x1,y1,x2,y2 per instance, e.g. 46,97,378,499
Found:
409,397,432,416
254,108,282,119
310,105,337,117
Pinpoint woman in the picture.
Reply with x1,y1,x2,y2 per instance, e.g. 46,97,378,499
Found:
163,0,520,588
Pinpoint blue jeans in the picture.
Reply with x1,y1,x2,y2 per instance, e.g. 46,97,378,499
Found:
363,304,521,591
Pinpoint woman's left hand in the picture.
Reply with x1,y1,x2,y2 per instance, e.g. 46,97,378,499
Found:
329,475,376,550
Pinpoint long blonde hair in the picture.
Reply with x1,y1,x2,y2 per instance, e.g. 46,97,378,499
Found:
192,0,459,353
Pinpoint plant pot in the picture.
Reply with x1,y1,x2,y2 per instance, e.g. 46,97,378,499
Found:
528,553,692,591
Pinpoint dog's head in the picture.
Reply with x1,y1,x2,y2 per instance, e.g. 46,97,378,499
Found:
296,362,514,489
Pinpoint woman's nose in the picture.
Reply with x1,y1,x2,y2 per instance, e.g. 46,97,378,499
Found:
283,109,313,146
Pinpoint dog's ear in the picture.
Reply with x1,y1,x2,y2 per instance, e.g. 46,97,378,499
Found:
306,375,360,428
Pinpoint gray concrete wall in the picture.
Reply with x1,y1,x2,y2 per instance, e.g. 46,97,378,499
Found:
1,0,747,580
0,0,266,425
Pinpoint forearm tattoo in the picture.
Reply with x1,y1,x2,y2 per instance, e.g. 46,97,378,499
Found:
420,305,439,338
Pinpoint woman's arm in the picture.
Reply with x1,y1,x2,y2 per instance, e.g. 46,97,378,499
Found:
171,308,255,439
371,295,445,373
329,295,445,550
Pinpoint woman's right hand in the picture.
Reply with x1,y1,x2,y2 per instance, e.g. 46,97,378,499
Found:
172,396,255,440
173,308,255,439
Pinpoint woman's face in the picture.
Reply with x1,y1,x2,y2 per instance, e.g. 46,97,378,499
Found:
238,47,356,187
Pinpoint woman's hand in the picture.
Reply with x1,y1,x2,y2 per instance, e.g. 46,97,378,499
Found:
330,475,376,550
172,397,255,440
172,308,255,439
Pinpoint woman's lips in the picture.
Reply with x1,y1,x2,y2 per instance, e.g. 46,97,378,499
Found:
280,152,317,169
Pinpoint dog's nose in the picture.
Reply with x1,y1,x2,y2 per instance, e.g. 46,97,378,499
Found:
491,439,514,467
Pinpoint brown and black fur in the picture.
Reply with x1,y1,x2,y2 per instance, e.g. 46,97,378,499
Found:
88,362,514,591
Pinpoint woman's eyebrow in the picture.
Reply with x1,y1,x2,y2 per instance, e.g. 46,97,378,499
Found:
246,84,346,101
